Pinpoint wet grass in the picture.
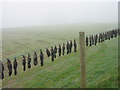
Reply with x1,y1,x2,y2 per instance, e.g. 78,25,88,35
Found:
2,23,118,88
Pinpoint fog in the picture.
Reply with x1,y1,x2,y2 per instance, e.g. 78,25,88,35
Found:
1,2,118,28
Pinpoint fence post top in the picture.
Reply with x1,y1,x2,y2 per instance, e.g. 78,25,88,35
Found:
79,32,84,33
79,32,85,36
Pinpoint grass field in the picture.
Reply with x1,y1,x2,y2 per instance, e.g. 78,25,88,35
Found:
2,23,118,88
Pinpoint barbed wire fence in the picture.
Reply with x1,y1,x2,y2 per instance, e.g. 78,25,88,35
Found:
2,29,119,88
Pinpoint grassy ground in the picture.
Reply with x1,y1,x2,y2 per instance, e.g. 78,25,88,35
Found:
2,23,118,88
2,23,117,60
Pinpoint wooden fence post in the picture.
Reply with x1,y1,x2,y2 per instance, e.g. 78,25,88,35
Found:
79,32,86,88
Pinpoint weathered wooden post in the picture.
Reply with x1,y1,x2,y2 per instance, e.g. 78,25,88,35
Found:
79,32,86,88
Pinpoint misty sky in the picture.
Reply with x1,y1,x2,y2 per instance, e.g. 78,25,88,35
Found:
1,2,118,28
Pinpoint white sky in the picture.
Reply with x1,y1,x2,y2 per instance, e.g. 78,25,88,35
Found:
0,0,118,28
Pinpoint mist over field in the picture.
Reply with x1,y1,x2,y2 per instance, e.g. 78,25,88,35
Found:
2,23,118,60
2,2,118,29
1,1,119,88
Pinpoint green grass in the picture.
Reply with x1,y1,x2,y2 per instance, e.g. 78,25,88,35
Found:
2,23,117,60
2,23,118,88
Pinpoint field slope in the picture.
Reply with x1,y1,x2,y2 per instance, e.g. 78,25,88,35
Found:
2,23,118,88
3,36,118,88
